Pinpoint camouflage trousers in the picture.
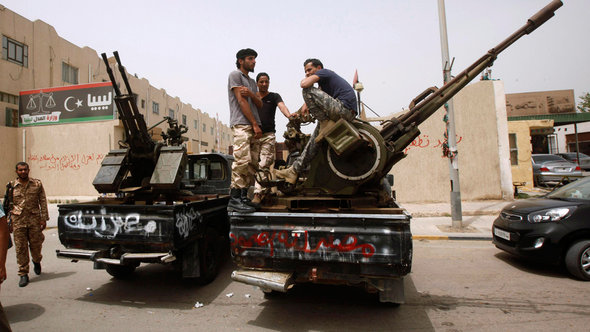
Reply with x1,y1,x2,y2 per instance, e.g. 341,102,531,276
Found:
231,125,261,189
254,132,276,195
292,87,356,173
12,215,44,276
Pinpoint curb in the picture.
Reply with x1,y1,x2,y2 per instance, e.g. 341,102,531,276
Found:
413,235,493,241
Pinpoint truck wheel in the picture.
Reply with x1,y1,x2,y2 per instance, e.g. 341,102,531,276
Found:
105,264,136,279
195,228,221,285
565,240,590,281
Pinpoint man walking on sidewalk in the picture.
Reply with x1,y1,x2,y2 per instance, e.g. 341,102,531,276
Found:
5,162,48,287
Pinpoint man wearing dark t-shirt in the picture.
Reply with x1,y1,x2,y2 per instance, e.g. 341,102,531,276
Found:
252,72,293,203
275,58,357,184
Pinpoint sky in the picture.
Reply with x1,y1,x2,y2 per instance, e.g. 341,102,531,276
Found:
2,0,589,134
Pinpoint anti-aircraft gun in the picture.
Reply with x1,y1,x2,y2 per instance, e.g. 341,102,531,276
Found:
56,52,233,284
229,0,562,304
92,52,188,201
278,0,563,198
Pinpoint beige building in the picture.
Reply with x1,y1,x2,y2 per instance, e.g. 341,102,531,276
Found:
390,80,514,203
0,6,232,196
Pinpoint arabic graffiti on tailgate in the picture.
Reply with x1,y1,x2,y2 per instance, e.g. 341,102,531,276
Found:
230,230,376,258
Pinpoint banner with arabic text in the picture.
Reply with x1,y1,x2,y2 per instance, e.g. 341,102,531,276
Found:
19,82,115,126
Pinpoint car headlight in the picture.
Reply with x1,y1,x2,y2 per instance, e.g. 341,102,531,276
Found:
528,207,576,223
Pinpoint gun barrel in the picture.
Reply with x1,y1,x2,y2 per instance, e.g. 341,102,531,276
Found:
113,51,134,96
101,53,121,96
381,0,562,147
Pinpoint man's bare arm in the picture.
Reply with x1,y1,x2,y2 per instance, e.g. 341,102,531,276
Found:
277,101,293,118
233,87,262,138
301,74,320,89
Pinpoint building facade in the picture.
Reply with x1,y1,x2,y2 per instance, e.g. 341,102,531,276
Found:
0,5,232,196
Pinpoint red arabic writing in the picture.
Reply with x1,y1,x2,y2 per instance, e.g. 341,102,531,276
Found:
230,230,376,258
404,134,463,154
28,153,105,171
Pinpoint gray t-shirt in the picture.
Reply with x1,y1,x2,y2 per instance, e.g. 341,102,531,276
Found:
228,70,261,126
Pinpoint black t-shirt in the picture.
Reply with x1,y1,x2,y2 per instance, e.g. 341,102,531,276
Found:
259,92,283,133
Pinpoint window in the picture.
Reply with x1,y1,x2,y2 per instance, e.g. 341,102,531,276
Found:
509,133,518,166
62,62,79,84
2,36,28,67
548,134,558,154
194,120,198,129
182,114,187,126
169,109,175,119
210,127,214,135
203,123,206,132
152,102,159,114
5,107,18,127
0,91,18,105
141,99,145,109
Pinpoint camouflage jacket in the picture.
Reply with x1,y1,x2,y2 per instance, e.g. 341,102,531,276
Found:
7,178,49,224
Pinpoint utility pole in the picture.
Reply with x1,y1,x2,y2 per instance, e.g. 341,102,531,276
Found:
437,0,463,228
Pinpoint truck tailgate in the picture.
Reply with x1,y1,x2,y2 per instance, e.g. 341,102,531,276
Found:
230,211,412,276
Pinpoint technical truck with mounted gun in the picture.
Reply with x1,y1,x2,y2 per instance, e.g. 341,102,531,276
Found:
229,0,563,303
56,52,232,284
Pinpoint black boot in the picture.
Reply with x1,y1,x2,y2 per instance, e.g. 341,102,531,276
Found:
19,274,29,287
33,261,42,275
241,188,260,210
227,188,255,213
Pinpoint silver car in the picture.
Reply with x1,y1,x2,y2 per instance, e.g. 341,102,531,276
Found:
555,152,590,171
532,154,583,187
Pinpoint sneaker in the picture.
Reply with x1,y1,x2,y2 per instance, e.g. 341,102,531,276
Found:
33,262,41,275
19,275,29,287
275,166,298,184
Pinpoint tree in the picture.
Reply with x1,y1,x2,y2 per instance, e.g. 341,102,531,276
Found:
577,92,590,112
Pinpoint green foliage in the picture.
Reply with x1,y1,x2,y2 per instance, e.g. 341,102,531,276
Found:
577,92,590,112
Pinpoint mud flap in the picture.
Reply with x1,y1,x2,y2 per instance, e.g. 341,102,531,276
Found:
369,278,405,304
182,241,201,278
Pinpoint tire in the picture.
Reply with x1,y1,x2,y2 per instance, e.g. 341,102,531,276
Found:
565,240,590,281
194,228,221,285
105,264,136,279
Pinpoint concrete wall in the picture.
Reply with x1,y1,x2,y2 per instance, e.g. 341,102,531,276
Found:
391,80,513,203
0,127,18,188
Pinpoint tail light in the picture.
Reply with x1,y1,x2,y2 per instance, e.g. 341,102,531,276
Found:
540,167,550,172
575,166,581,171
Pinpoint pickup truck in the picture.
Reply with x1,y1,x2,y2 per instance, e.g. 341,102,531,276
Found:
229,195,412,303
56,153,232,284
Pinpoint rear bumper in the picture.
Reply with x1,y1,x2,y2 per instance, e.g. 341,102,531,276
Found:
56,249,174,265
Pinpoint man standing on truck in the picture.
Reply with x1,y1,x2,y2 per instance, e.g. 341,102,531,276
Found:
252,72,293,204
227,48,263,213
6,162,48,287
275,58,357,184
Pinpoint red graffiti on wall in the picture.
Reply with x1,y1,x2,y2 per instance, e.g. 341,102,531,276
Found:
28,153,105,171
404,134,463,154
230,230,376,258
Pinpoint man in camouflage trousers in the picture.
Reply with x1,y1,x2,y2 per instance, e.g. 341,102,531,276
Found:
252,72,293,204
6,162,48,287
227,48,263,213
275,58,357,184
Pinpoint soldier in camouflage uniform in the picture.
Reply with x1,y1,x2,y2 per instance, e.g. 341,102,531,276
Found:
6,162,48,287
275,59,357,184
227,48,263,213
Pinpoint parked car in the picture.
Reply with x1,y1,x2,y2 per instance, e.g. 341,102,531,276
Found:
532,154,582,187
493,176,590,281
555,152,590,171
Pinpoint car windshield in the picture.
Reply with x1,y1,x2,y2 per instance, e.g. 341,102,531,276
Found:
547,177,590,200
563,152,590,158
533,155,567,163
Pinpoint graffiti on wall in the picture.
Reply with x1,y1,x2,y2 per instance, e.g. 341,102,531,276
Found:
404,134,463,154
28,153,105,171
230,230,376,258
